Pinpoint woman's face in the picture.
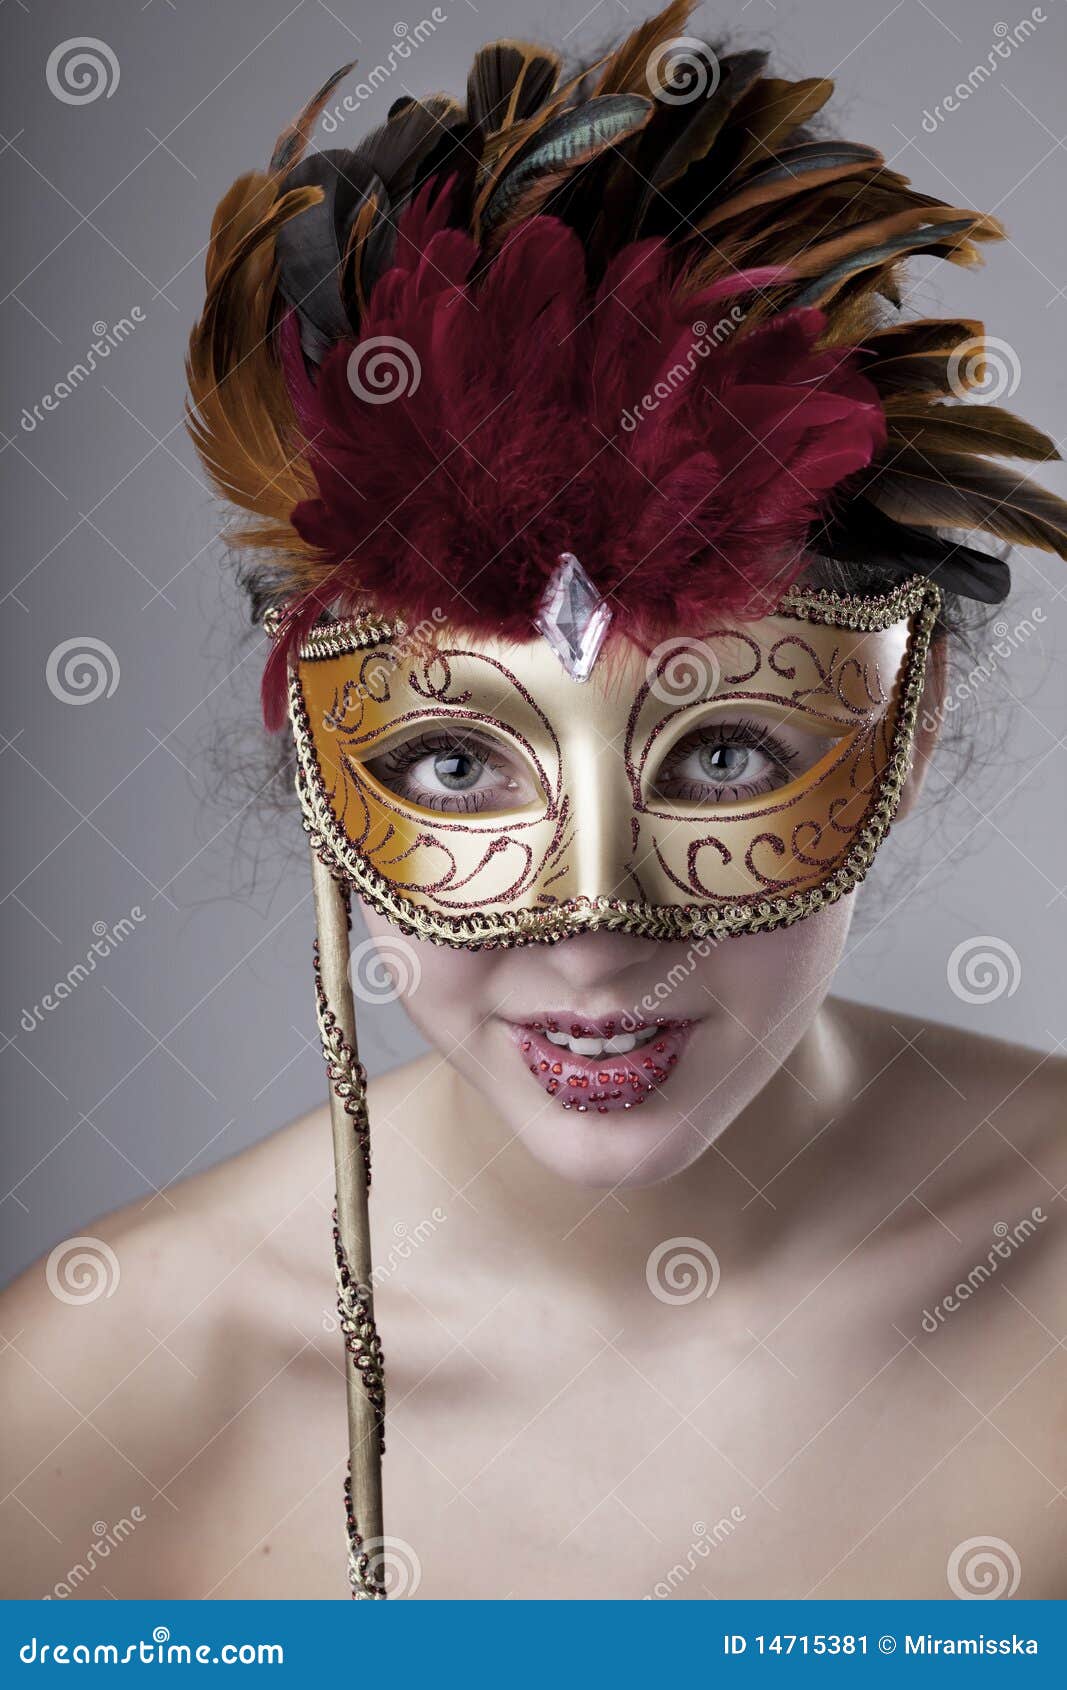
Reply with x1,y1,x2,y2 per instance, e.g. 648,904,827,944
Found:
360,895,854,1187
347,621,942,1189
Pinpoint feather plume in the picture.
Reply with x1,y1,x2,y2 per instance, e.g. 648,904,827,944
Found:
466,40,561,133
865,449,1067,557
728,77,835,175
478,95,653,242
269,62,355,175
885,404,1057,463
592,0,698,97
816,500,1011,602
183,0,1067,731
257,198,885,726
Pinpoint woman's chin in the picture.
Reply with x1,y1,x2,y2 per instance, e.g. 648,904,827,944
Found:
505,1095,721,1189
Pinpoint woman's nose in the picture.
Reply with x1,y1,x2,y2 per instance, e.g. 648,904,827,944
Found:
541,927,665,995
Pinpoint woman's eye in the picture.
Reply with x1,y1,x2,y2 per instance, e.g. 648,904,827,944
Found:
364,729,538,814
429,748,483,791
696,743,759,784
651,718,831,804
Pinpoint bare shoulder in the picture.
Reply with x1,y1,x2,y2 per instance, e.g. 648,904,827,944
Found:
0,1057,434,1598
1,1045,441,1348
827,996,1067,1318
829,994,1065,1154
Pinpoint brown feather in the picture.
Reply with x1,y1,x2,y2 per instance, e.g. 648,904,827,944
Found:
203,171,277,290
885,404,1058,463
466,40,561,134
794,219,990,308
695,147,884,233
187,185,321,528
866,449,1067,557
779,207,998,279
728,77,835,176
868,349,996,400
864,318,986,359
270,62,355,175
353,94,464,208
592,0,698,97
342,191,386,321
201,185,321,367
648,49,768,192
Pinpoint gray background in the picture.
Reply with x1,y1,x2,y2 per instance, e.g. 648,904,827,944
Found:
2,0,1065,1284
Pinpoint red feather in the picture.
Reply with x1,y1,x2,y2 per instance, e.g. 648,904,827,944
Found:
266,183,885,722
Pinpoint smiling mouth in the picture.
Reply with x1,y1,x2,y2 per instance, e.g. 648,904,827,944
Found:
505,1014,696,1113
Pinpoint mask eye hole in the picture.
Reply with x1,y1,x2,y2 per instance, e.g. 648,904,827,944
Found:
362,722,543,816
649,713,841,807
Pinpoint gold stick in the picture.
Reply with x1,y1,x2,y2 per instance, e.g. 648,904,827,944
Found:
309,846,386,1597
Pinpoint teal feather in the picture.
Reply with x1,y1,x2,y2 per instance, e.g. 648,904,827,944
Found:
793,220,977,305
481,94,651,233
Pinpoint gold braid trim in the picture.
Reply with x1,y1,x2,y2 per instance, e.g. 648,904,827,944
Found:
313,938,372,1184
344,1468,386,1600
311,929,387,1591
275,576,934,661
333,1221,386,1446
776,577,932,628
313,938,386,1434
287,579,940,949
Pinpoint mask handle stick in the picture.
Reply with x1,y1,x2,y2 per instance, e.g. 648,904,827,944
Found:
309,844,386,1597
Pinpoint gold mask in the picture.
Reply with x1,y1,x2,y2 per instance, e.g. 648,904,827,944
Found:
284,578,939,947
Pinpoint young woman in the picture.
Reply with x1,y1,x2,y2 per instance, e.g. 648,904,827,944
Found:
4,1,1065,1601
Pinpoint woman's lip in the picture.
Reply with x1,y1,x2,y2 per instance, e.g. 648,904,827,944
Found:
506,1012,692,1038
505,1020,696,1113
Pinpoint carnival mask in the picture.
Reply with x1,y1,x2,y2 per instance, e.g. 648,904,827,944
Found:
285,569,938,947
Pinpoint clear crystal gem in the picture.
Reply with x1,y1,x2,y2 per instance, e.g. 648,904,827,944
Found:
533,552,613,682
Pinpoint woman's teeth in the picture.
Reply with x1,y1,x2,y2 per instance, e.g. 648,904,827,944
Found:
542,1027,659,1058
515,1018,693,1112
